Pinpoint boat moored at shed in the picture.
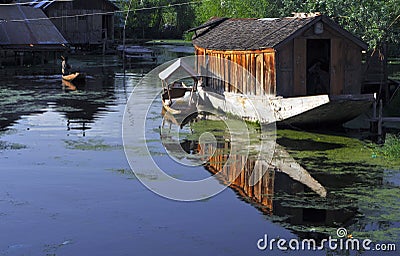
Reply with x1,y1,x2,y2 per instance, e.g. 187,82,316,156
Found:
189,13,375,126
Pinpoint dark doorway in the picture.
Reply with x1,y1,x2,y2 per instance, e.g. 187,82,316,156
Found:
102,15,111,40
306,39,330,95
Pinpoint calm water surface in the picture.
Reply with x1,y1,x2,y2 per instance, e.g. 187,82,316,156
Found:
0,50,399,256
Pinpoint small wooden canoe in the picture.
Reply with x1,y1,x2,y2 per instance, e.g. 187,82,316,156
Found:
62,79,77,91
62,72,86,83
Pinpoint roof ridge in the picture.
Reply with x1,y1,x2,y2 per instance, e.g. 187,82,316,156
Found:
247,18,299,49
192,14,367,51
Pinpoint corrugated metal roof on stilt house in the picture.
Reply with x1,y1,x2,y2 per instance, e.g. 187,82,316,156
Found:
0,5,67,50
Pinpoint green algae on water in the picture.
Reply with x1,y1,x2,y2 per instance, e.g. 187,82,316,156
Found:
277,129,400,168
0,141,27,150
64,139,122,151
276,129,400,243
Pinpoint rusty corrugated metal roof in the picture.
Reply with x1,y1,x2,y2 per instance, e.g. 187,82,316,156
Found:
0,5,68,50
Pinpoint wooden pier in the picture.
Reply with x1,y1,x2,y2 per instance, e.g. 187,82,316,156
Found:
370,99,400,143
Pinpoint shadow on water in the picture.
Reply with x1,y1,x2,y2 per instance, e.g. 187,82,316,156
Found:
161,111,400,243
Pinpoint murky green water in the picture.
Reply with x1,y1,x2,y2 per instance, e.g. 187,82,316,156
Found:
0,48,399,255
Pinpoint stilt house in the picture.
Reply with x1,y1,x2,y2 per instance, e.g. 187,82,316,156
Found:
29,0,118,48
0,5,67,66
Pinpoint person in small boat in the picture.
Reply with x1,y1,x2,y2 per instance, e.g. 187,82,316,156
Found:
61,56,72,76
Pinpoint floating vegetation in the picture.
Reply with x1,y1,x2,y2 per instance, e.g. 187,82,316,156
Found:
183,117,400,242
188,118,263,143
335,186,400,242
275,129,400,242
0,141,26,151
108,168,136,179
277,129,400,168
64,139,122,151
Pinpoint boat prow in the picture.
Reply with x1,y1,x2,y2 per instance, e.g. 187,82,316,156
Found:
159,58,200,117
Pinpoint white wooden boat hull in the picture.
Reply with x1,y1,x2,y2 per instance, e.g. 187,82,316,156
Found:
197,87,374,126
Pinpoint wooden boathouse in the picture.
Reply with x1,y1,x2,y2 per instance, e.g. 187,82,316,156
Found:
27,0,119,49
188,13,375,125
190,13,368,98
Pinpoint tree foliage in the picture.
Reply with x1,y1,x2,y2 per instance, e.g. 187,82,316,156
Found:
116,0,400,50
278,0,400,49
195,0,400,49
195,0,279,24
116,0,195,39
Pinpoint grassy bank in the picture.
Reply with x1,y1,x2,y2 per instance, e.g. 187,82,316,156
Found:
376,133,400,160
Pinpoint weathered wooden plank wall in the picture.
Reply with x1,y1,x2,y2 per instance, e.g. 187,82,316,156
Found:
276,40,293,96
195,46,276,96
330,38,345,95
293,38,307,96
344,40,362,94
195,21,364,98
45,0,116,45
277,26,364,97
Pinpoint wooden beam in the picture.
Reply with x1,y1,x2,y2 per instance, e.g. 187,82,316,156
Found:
331,38,345,95
293,38,307,95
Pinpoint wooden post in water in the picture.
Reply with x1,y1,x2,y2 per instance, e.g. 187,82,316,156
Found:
19,52,24,66
378,99,383,137
370,100,378,140
373,100,377,120
382,42,389,104
122,0,133,82
370,99,384,143
102,29,107,55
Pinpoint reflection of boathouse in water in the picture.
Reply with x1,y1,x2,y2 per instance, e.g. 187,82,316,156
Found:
196,140,357,236
161,113,357,234
161,110,359,237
